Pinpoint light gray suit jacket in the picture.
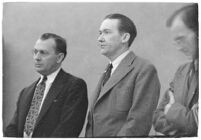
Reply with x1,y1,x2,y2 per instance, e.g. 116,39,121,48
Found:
85,51,160,137
153,62,198,137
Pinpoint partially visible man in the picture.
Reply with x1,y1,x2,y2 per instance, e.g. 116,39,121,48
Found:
153,4,198,137
85,13,160,137
4,33,88,137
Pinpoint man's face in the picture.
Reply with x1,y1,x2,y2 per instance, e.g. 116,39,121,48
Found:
98,19,124,60
33,38,61,75
170,16,198,60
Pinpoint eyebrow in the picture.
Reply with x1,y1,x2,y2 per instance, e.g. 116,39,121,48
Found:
175,36,184,40
33,48,48,53
99,29,111,32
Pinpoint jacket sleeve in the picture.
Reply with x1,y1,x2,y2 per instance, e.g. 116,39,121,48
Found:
4,110,19,137
4,89,24,137
165,102,198,135
152,88,177,135
117,64,160,136
153,65,198,136
50,79,88,137
153,94,198,136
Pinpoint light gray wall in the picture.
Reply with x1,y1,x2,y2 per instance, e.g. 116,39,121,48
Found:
3,2,190,136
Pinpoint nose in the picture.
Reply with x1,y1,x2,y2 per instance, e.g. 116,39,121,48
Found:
33,52,41,61
98,34,104,43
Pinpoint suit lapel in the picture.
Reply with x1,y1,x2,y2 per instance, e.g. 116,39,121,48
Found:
90,73,105,110
96,52,136,102
187,71,198,106
35,69,65,127
19,80,39,133
175,65,190,104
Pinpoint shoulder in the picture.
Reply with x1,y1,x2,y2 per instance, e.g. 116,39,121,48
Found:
133,55,157,73
60,69,87,87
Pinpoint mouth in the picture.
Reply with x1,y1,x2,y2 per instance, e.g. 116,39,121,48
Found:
99,44,107,48
176,46,186,52
179,48,188,53
35,63,42,67
179,48,191,56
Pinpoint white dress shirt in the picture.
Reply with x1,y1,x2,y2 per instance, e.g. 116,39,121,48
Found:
38,67,61,112
110,50,130,75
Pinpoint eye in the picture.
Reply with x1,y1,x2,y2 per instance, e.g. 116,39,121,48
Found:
32,49,49,56
175,36,185,44
32,49,38,55
104,30,110,34
40,50,46,55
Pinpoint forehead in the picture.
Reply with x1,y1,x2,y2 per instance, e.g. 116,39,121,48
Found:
100,19,120,31
34,38,56,50
170,16,191,34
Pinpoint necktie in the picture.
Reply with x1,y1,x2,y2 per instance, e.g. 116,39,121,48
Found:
188,62,197,88
187,61,198,108
102,63,113,86
24,76,47,137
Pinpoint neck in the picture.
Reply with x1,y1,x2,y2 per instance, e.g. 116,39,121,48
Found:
41,64,61,76
108,47,129,62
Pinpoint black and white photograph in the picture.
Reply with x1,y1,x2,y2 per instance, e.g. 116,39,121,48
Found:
1,0,199,138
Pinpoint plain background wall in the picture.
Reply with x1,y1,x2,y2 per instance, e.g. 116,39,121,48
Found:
3,2,190,136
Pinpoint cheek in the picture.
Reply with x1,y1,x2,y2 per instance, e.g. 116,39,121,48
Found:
107,34,120,42
45,57,57,67
182,39,194,51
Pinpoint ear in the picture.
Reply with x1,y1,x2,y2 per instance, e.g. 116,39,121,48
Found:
121,33,130,44
57,53,65,63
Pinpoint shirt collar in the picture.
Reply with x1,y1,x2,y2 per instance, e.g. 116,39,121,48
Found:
110,50,130,70
194,59,198,72
39,67,61,84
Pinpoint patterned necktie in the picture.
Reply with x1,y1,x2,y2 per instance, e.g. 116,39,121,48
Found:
102,63,113,86
24,76,47,137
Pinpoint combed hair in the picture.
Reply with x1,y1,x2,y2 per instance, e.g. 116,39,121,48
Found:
40,33,67,59
104,13,137,47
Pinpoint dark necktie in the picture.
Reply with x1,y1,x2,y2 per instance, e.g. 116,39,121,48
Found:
102,63,113,86
188,62,197,88
24,76,47,137
187,61,198,108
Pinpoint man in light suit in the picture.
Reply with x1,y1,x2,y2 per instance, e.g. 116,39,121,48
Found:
4,33,88,137
153,4,198,137
85,13,160,137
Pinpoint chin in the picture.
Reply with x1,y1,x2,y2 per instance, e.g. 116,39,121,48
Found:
185,55,194,60
36,68,45,74
100,50,107,55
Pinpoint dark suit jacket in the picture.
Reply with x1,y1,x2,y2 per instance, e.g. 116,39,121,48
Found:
5,69,88,137
85,51,160,137
153,62,198,137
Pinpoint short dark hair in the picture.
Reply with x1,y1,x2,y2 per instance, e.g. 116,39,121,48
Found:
40,33,67,59
167,4,198,37
104,13,137,47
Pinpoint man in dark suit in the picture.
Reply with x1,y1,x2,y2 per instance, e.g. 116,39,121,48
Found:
4,33,88,137
85,13,160,137
153,4,198,137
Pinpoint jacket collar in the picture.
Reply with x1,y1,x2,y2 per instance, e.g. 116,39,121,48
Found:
94,51,137,105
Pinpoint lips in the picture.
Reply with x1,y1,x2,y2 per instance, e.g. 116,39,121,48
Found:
35,63,42,67
99,44,107,48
